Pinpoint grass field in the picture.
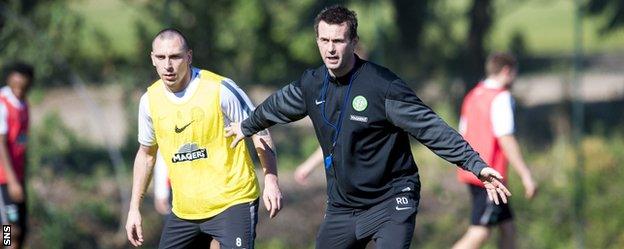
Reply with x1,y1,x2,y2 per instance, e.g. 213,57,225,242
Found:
69,0,159,59
491,0,624,54
70,0,624,59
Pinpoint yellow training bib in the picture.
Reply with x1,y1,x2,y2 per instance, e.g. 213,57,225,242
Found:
147,69,259,220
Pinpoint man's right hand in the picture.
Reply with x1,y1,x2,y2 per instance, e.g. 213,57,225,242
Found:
224,122,246,148
522,176,538,199
126,209,144,247
263,174,283,218
7,181,24,203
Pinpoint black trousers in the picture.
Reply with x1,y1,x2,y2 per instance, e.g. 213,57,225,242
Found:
316,182,419,249
158,199,259,249
0,183,27,248
468,184,513,226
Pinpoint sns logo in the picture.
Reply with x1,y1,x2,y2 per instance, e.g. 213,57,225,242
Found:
3,225,10,246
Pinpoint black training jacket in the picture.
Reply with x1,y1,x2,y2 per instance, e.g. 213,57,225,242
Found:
242,56,488,208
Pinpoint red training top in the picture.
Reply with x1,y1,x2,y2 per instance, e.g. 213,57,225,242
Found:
457,82,508,187
0,94,29,183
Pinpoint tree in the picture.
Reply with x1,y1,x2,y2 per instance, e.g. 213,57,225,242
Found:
462,0,493,91
134,0,331,87
586,0,624,33
0,0,88,85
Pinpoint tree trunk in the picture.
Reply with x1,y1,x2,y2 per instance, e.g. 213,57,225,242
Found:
464,0,492,91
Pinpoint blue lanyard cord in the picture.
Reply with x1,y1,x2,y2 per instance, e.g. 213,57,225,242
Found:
319,71,335,130
319,69,358,153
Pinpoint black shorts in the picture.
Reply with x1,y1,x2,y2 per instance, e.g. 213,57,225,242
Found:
316,180,419,249
468,184,513,226
158,199,259,249
0,184,27,246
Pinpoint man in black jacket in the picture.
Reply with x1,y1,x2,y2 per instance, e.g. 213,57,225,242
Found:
226,5,511,249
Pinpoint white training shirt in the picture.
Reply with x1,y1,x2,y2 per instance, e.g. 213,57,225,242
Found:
0,86,26,135
153,151,169,199
459,78,515,137
137,67,256,146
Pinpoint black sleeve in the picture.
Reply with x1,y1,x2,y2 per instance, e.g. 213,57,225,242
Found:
384,79,487,177
241,79,307,136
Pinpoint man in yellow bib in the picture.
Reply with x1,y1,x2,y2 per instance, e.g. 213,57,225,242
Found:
125,28,282,249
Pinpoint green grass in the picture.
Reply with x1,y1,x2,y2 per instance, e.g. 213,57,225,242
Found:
491,0,624,53
70,0,624,61
69,0,159,58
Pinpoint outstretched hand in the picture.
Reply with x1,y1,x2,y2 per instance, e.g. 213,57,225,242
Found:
479,167,512,205
225,122,246,148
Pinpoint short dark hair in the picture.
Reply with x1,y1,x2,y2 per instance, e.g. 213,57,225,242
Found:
486,52,517,76
314,5,358,41
153,28,191,51
3,62,34,83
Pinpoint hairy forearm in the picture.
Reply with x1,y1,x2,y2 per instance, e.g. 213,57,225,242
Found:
498,135,532,179
129,145,157,211
252,130,277,176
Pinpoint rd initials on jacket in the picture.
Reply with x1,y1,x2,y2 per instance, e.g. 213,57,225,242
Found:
395,197,411,210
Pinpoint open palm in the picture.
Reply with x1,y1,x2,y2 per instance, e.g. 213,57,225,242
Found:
479,167,512,205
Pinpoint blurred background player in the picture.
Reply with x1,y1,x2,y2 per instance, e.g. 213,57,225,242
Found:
0,62,34,249
453,52,538,249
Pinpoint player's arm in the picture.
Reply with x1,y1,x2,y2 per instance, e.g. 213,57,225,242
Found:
153,151,171,215
126,144,157,247
226,79,307,147
251,130,282,218
384,79,511,204
126,93,158,246
491,92,537,199
220,78,283,217
294,146,323,185
0,104,22,203
498,135,536,199
0,134,22,203
384,80,486,175
129,145,158,209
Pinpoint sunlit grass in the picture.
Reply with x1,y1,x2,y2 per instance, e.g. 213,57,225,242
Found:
491,0,624,53
71,0,624,61
69,0,159,58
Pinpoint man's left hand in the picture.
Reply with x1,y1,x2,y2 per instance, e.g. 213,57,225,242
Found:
479,167,512,205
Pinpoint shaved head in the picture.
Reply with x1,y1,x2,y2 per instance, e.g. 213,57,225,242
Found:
152,28,190,51
150,28,193,92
